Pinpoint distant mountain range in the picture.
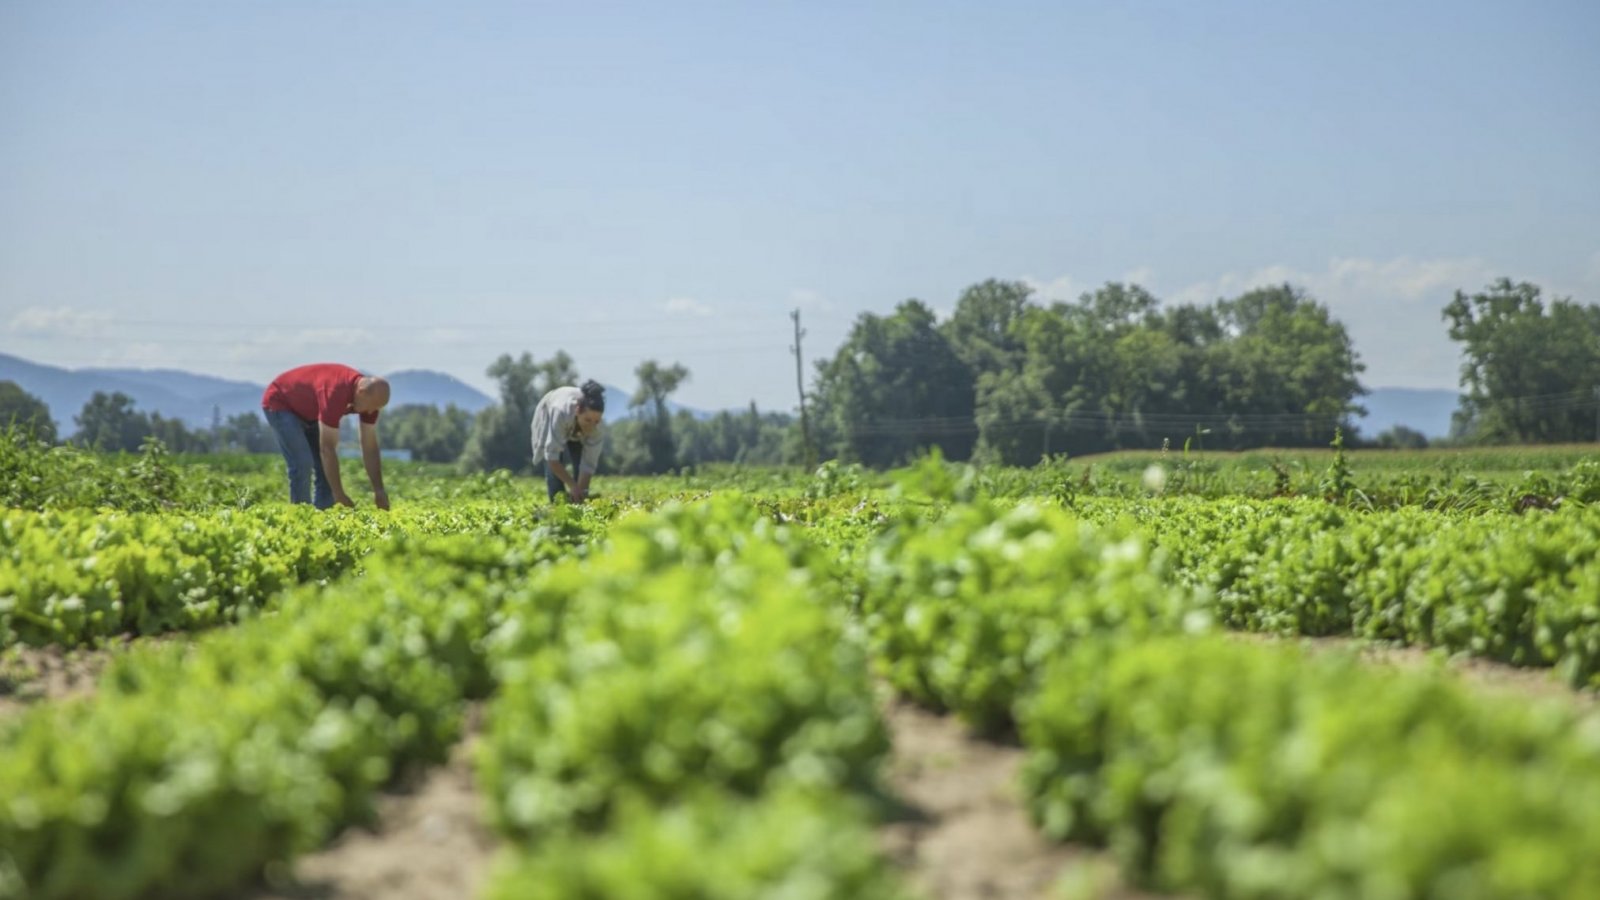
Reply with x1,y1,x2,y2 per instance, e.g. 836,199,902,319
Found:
0,353,709,431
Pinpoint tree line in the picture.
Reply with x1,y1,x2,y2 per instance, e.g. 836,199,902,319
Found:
2,277,1595,470
0,353,796,476
803,276,1598,464
810,279,1370,466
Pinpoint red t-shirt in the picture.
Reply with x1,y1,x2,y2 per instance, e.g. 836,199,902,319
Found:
261,363,381,428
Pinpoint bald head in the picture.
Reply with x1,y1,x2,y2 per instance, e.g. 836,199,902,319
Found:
355,376,391,413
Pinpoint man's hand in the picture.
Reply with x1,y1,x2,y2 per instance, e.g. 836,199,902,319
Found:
571,487,587,503
373,488,390,511
334,490,355,508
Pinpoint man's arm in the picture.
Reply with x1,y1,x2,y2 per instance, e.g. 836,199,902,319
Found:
360,421,389,510
318,423,354,507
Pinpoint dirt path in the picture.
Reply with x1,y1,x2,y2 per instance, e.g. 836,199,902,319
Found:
1231,632,1600,710
0,642,132,718
228,693,1143,900
877,694,1152,900
238,707,497,900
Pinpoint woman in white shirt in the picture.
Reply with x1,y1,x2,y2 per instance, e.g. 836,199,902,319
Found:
530,379,606,501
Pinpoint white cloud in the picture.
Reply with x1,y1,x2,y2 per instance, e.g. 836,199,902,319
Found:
1168,257,1495,308
1022,270,1158,305
6,306,115,338
223,341,276,364
1120,266,1157,287
1019,275,1081,303
663,297,712,317
1167,264,1302,306
215,328,376,366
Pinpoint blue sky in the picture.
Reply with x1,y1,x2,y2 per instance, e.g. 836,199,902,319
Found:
2,1,1597,411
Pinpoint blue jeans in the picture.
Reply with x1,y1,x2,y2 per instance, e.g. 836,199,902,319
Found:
264,408,333,509
545,439,585,501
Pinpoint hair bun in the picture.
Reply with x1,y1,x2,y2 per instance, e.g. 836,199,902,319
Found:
579,379,606,412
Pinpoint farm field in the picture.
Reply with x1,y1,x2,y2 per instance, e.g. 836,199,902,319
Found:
3,434,1600,898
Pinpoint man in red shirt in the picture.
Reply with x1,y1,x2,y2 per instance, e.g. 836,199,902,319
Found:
261,363,392,509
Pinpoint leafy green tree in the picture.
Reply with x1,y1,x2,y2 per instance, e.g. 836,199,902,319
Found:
0,380,56,443
942,280,1042,464
215,412,278,453
383,403,472,463
971,365,1052,465
147,413,207,453
671,403,797,469
1444,278,1600,443
808,278,1369,466
992,288,1152,459
631,360,690,474
943,279,1033,377
1375,425,1430,449
73,392,151,452
533,351,581,400
1066,283,1172,451
461,351,575,473
1208,284,1367,447
811,300,976,466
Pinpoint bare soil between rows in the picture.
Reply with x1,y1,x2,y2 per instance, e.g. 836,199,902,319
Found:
238,706,497,900
228,693,1149,900
0,638,149,717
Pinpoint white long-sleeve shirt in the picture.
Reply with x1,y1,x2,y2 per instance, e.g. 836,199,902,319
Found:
529,386,604,475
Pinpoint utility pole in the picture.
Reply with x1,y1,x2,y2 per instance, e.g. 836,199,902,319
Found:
1593,386,1599,443
791,309,817,468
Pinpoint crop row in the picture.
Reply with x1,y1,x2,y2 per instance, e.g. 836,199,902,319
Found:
8,492,1600,898
0,531,533,899
0,498,906,899
1022,635,1600,898
879,493,1600,686
477,499,904,897
859,498,1600,898
0,502,611,649
1133,498,1600,687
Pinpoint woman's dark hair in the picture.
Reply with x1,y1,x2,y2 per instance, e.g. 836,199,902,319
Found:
578,379,606,413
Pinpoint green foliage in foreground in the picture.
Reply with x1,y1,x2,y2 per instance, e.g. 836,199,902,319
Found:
484,788,907,900
1020,636,1600,899
0,502,614,649
0,431,268,512
6,456,1600,899
0,498,903,900
1158,500,1600,687
0,535,533,900
481,513,886,841
477,496,897,895
859,499,1200,734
